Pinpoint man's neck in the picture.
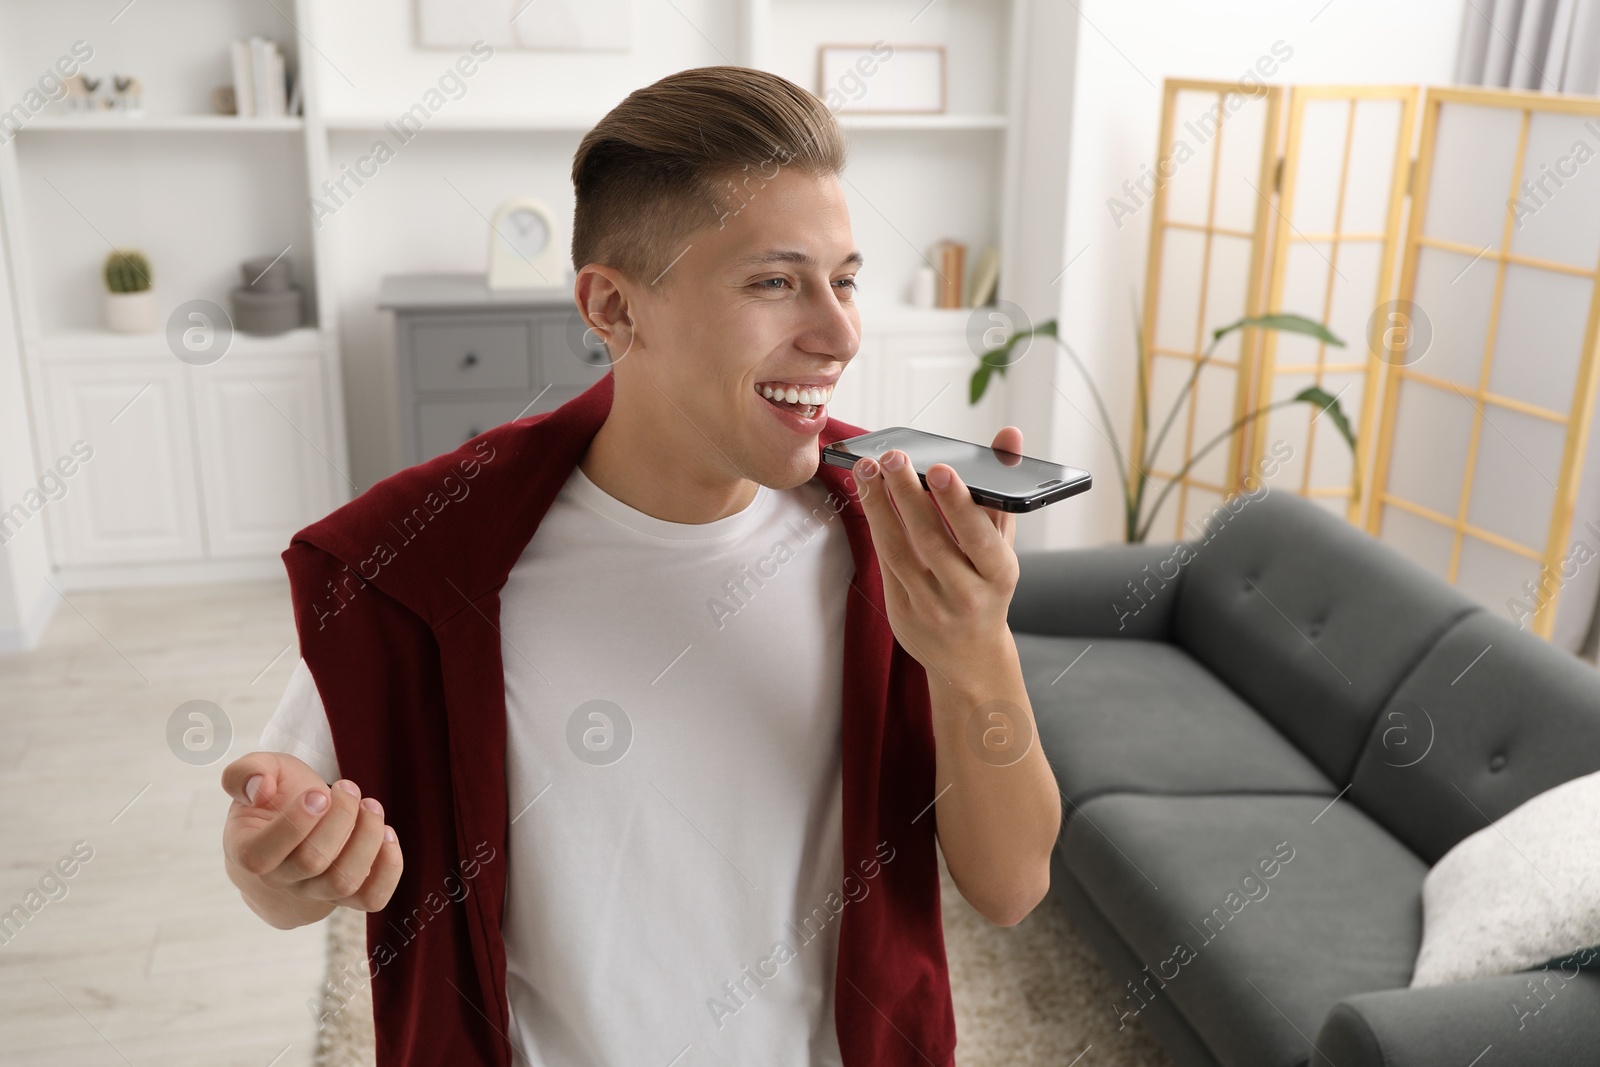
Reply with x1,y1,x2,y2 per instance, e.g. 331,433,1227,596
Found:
579,406,761,525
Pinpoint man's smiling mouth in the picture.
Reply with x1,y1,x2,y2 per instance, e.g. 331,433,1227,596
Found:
755,381,834,418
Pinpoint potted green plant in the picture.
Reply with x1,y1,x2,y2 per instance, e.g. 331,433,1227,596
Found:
103,249,156,333
971,308,1358,542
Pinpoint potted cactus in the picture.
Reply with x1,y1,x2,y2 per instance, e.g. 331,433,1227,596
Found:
103,249,156,333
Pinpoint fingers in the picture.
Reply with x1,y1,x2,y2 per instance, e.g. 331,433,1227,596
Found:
991,425,1023,458
301,791,391,906
222,750,289,808
226,778,333,880
852,452,931,586
275,778,364,893
921,463,1018,584
341,819,404,912
858,450,972,583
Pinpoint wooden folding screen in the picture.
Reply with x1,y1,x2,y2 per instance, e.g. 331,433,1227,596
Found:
1249,86,1417,522
1137,80,1600,645
1132,80,1282,541
1366,87,1600,640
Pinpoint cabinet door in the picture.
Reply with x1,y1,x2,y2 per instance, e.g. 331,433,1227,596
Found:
191,353,335,558
881,333,1007,442
42,358,203,565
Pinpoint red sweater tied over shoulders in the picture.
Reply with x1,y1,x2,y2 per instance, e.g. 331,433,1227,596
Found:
280,371,956,1065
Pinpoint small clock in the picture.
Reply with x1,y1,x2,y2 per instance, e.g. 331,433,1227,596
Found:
487,196,565,290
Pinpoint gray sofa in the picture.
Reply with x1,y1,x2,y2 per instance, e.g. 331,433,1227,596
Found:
1008,487,1600,1067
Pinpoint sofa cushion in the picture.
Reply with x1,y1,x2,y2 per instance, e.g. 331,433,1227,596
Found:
1410,769,1600,987
1172,489,1478,785
1016,632,1336,804
1348,608,1600,864
1059,792,1427,1067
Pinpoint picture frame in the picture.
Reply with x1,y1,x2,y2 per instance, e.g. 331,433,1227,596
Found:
817,43,946,115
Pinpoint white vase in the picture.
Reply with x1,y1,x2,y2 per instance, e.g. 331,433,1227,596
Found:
105,289,158,334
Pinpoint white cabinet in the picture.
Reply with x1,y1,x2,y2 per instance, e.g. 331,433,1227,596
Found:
42,358,203,566
832,309,1012,444
37,340,338,580
191,353,334,559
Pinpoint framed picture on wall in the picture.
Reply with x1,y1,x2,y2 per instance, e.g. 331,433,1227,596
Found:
415,0,631,51
817,43,946,114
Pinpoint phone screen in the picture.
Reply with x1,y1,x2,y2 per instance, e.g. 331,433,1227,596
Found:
823,427,1091,511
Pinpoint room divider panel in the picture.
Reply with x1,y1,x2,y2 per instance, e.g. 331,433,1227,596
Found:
1367,87,1600,641
1132,79,1282,542
1249,85,1417,523
1137,79,1600,647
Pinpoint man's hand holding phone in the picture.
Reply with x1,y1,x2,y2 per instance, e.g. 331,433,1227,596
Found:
220,752,403,929
851,425,1023,682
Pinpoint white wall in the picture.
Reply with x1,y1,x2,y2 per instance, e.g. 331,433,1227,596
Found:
1026,0,1467,550
0,189,54,651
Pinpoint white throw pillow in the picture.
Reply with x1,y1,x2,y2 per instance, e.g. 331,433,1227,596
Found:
1410,768,1600,988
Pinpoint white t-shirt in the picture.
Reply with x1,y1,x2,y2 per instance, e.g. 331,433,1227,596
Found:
260,463,854,1066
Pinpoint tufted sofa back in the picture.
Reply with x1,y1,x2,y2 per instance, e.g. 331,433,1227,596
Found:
1171,488,1479,785
1346,608,1600,863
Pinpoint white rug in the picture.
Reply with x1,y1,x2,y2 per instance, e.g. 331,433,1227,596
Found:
312,850,1176,1066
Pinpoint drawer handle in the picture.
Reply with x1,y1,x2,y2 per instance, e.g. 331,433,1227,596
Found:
461,352,479,368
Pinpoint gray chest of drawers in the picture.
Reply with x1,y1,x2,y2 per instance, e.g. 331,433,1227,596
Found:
378,273,609,466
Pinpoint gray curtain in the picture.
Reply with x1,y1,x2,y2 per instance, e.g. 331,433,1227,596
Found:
1456,0,1600,93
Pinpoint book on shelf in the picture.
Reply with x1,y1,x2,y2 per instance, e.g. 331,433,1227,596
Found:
936,239,966,309
231,36,292,118
966,246,999,307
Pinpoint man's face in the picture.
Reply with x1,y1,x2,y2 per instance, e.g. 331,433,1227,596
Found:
616,167,862,492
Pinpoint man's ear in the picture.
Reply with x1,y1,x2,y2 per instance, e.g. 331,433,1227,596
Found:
574,264,637,366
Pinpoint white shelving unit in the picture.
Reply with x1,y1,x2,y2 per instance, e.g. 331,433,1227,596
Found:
0,0,351,589
0,0,1048,603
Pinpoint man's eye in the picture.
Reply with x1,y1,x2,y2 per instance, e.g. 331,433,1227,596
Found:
835,277,858,291
757,277,791,290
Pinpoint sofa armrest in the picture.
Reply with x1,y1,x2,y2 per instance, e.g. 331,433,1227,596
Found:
1312,971,1600,1067
1008,541,1186,641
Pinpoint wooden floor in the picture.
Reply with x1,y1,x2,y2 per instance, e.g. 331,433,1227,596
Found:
0,578,327,1067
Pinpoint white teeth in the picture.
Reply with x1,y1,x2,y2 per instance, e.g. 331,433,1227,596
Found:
757,383,833,405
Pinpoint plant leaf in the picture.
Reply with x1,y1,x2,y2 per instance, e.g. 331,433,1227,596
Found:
970,364,992,404
1213,313,1344,348
1293,385,1355,452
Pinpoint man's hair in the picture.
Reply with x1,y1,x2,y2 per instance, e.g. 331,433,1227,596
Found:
571,66,847,287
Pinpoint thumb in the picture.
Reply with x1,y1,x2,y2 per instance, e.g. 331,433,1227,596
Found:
221,750,294,810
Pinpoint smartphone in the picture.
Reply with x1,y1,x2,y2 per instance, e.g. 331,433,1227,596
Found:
820,427,1092,513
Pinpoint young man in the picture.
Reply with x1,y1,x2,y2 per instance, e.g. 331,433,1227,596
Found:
220,66,1060,1066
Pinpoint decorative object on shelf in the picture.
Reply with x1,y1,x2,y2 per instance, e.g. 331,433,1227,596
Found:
910,264,937,309
965,246,999,308
818,43,945,114
972,310,1358,542
111,74,142,113
935,239,965,309
64,73,100,111
417,0,630,50
229,36,292,118
487,197,565,290
210,85,237,116
231,253,303,336
103,249,158,333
